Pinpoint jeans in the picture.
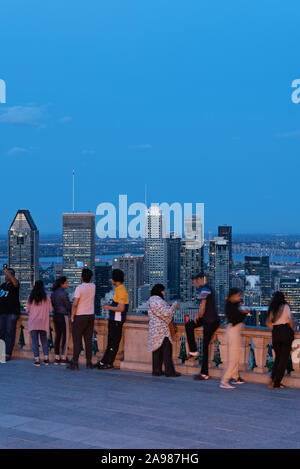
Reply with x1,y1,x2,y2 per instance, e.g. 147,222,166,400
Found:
272,324,294,387
31,330,49,358
71,314,94,365
152,337,176,375
53,314,70,356
0,313,19,356
101,320,124,366
185,318,220,375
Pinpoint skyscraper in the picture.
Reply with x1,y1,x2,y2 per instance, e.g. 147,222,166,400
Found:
94,262,112,315
167,232,181,300
279,278,300,326
218,225,232,287
245,256,271,306
144,205,167,288
180,240,204,302
209,237,229,318
62,213,95,293
113,255,144,310
180,215,204,302
8,209,39,307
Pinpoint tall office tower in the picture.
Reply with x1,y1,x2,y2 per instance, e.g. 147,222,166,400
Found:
218,225,232,287
167,232,181,300
279,278,300,326
144,205,167,288
244,256,271,306
209,237,229,318
62,213,95,294
8,209,39,307
180,215,204,302
244,275,261,307
137,284,150,306
113,255,144,311
94,262,112,315
184,215,203,248
180,239,204,302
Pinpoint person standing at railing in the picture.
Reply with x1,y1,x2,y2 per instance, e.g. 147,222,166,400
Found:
68,268,95,371
266,291,295,389
26,280,52,367
95,269,129,370
185,273,220,381
147,284,181,377
220,288,249,389
0,267,20,361
51,276,72,366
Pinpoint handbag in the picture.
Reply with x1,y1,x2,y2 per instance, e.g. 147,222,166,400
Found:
152,312,177,340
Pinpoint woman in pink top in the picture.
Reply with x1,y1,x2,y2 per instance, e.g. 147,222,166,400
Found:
26,280,52,367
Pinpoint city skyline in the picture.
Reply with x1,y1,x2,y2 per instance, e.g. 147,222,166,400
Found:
1,1,300,234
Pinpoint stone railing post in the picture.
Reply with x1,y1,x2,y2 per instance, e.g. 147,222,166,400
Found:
291,337,300,378
239,330,249,371
251,335,269,374
218,327,227,370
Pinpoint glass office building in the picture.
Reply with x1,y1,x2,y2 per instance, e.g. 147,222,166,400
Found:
245,256,271,306
62,213,95,294
8,209,39,308
145,206,167,288
209,237,230,319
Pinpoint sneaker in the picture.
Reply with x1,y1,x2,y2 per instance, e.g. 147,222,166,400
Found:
44,359,50,366
95,362,114,370
34,359,41,367
67,362,79,371
54,358,61,366
231,377,245,385
194,374,209,381
220,381,236,389
189,351,200,358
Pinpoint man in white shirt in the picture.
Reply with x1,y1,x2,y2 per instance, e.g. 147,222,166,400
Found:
68,268,95,370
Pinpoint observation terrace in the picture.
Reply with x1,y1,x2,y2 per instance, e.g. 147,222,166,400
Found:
1,314,300,449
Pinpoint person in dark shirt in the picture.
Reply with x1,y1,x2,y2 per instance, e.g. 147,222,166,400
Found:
0,267,20,361
220,288,249,389
51,276,72,365
185,272,220,381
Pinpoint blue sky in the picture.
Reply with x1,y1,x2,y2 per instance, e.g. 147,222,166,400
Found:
1,0,300,234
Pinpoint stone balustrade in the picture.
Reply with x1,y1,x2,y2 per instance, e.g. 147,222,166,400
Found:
9,313,300,389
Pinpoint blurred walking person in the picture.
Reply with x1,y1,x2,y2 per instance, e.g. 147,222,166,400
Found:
0,267,20,361
51,276,71,365
147,284,181,377
68,268,95,370
220,288,249,389
185,273,220,381
266,291,295,389
26,280,52,367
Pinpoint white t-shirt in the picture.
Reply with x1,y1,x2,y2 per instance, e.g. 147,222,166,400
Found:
74,282,95,315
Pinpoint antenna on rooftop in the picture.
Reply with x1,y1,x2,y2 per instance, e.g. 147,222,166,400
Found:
72,169,75,213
